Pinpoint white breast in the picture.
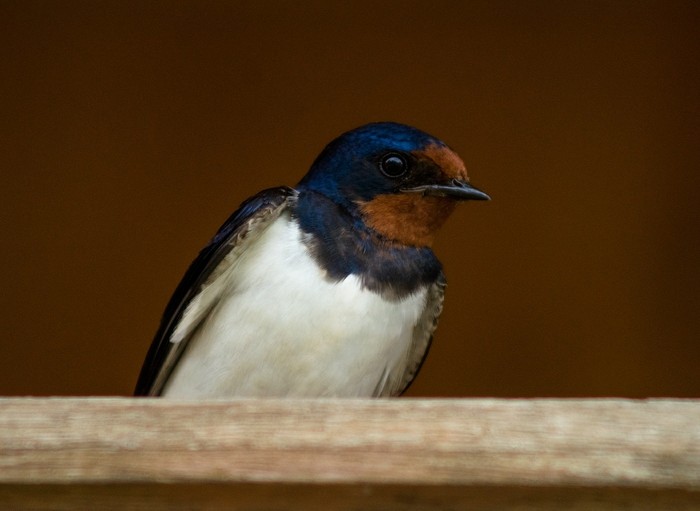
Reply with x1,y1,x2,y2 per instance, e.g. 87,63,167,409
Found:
162,213,429,398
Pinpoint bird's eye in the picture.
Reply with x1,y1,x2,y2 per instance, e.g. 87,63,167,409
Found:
379,153,409,178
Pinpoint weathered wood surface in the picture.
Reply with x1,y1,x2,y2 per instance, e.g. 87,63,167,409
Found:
1,398,699,510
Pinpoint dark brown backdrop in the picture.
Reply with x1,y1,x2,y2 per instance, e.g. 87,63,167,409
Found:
1,1,698,397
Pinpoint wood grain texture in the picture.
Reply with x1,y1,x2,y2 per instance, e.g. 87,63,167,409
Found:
1,398,699,510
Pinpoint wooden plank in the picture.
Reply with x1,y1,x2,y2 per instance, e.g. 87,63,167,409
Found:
1,398,699,510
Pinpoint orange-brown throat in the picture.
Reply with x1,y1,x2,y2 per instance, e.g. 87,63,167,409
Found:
359,194,457,247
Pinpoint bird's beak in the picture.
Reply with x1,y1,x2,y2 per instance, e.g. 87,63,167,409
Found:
401,179,490,201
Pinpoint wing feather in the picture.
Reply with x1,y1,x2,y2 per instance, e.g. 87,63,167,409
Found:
392,274,446,396
134,186,297,396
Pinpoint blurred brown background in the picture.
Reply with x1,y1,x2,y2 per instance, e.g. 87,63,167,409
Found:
1,1,698,398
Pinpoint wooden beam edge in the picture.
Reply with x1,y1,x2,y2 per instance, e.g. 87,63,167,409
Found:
1,398,699,489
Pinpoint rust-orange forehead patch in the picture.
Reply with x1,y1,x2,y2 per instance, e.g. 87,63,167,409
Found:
414,143,468,180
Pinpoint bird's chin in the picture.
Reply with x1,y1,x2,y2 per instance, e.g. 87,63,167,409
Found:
359,194,457,247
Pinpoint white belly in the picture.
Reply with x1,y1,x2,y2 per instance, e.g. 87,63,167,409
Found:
162,214,429,398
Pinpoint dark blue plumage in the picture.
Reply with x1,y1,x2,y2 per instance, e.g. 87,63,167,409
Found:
298,122,448,208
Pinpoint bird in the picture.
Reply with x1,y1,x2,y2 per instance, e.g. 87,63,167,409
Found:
134,122,489,398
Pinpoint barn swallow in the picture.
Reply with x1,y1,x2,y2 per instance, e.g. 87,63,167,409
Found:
134,122,489,398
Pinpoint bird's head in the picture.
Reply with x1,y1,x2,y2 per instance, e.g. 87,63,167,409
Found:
297,122,489,247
